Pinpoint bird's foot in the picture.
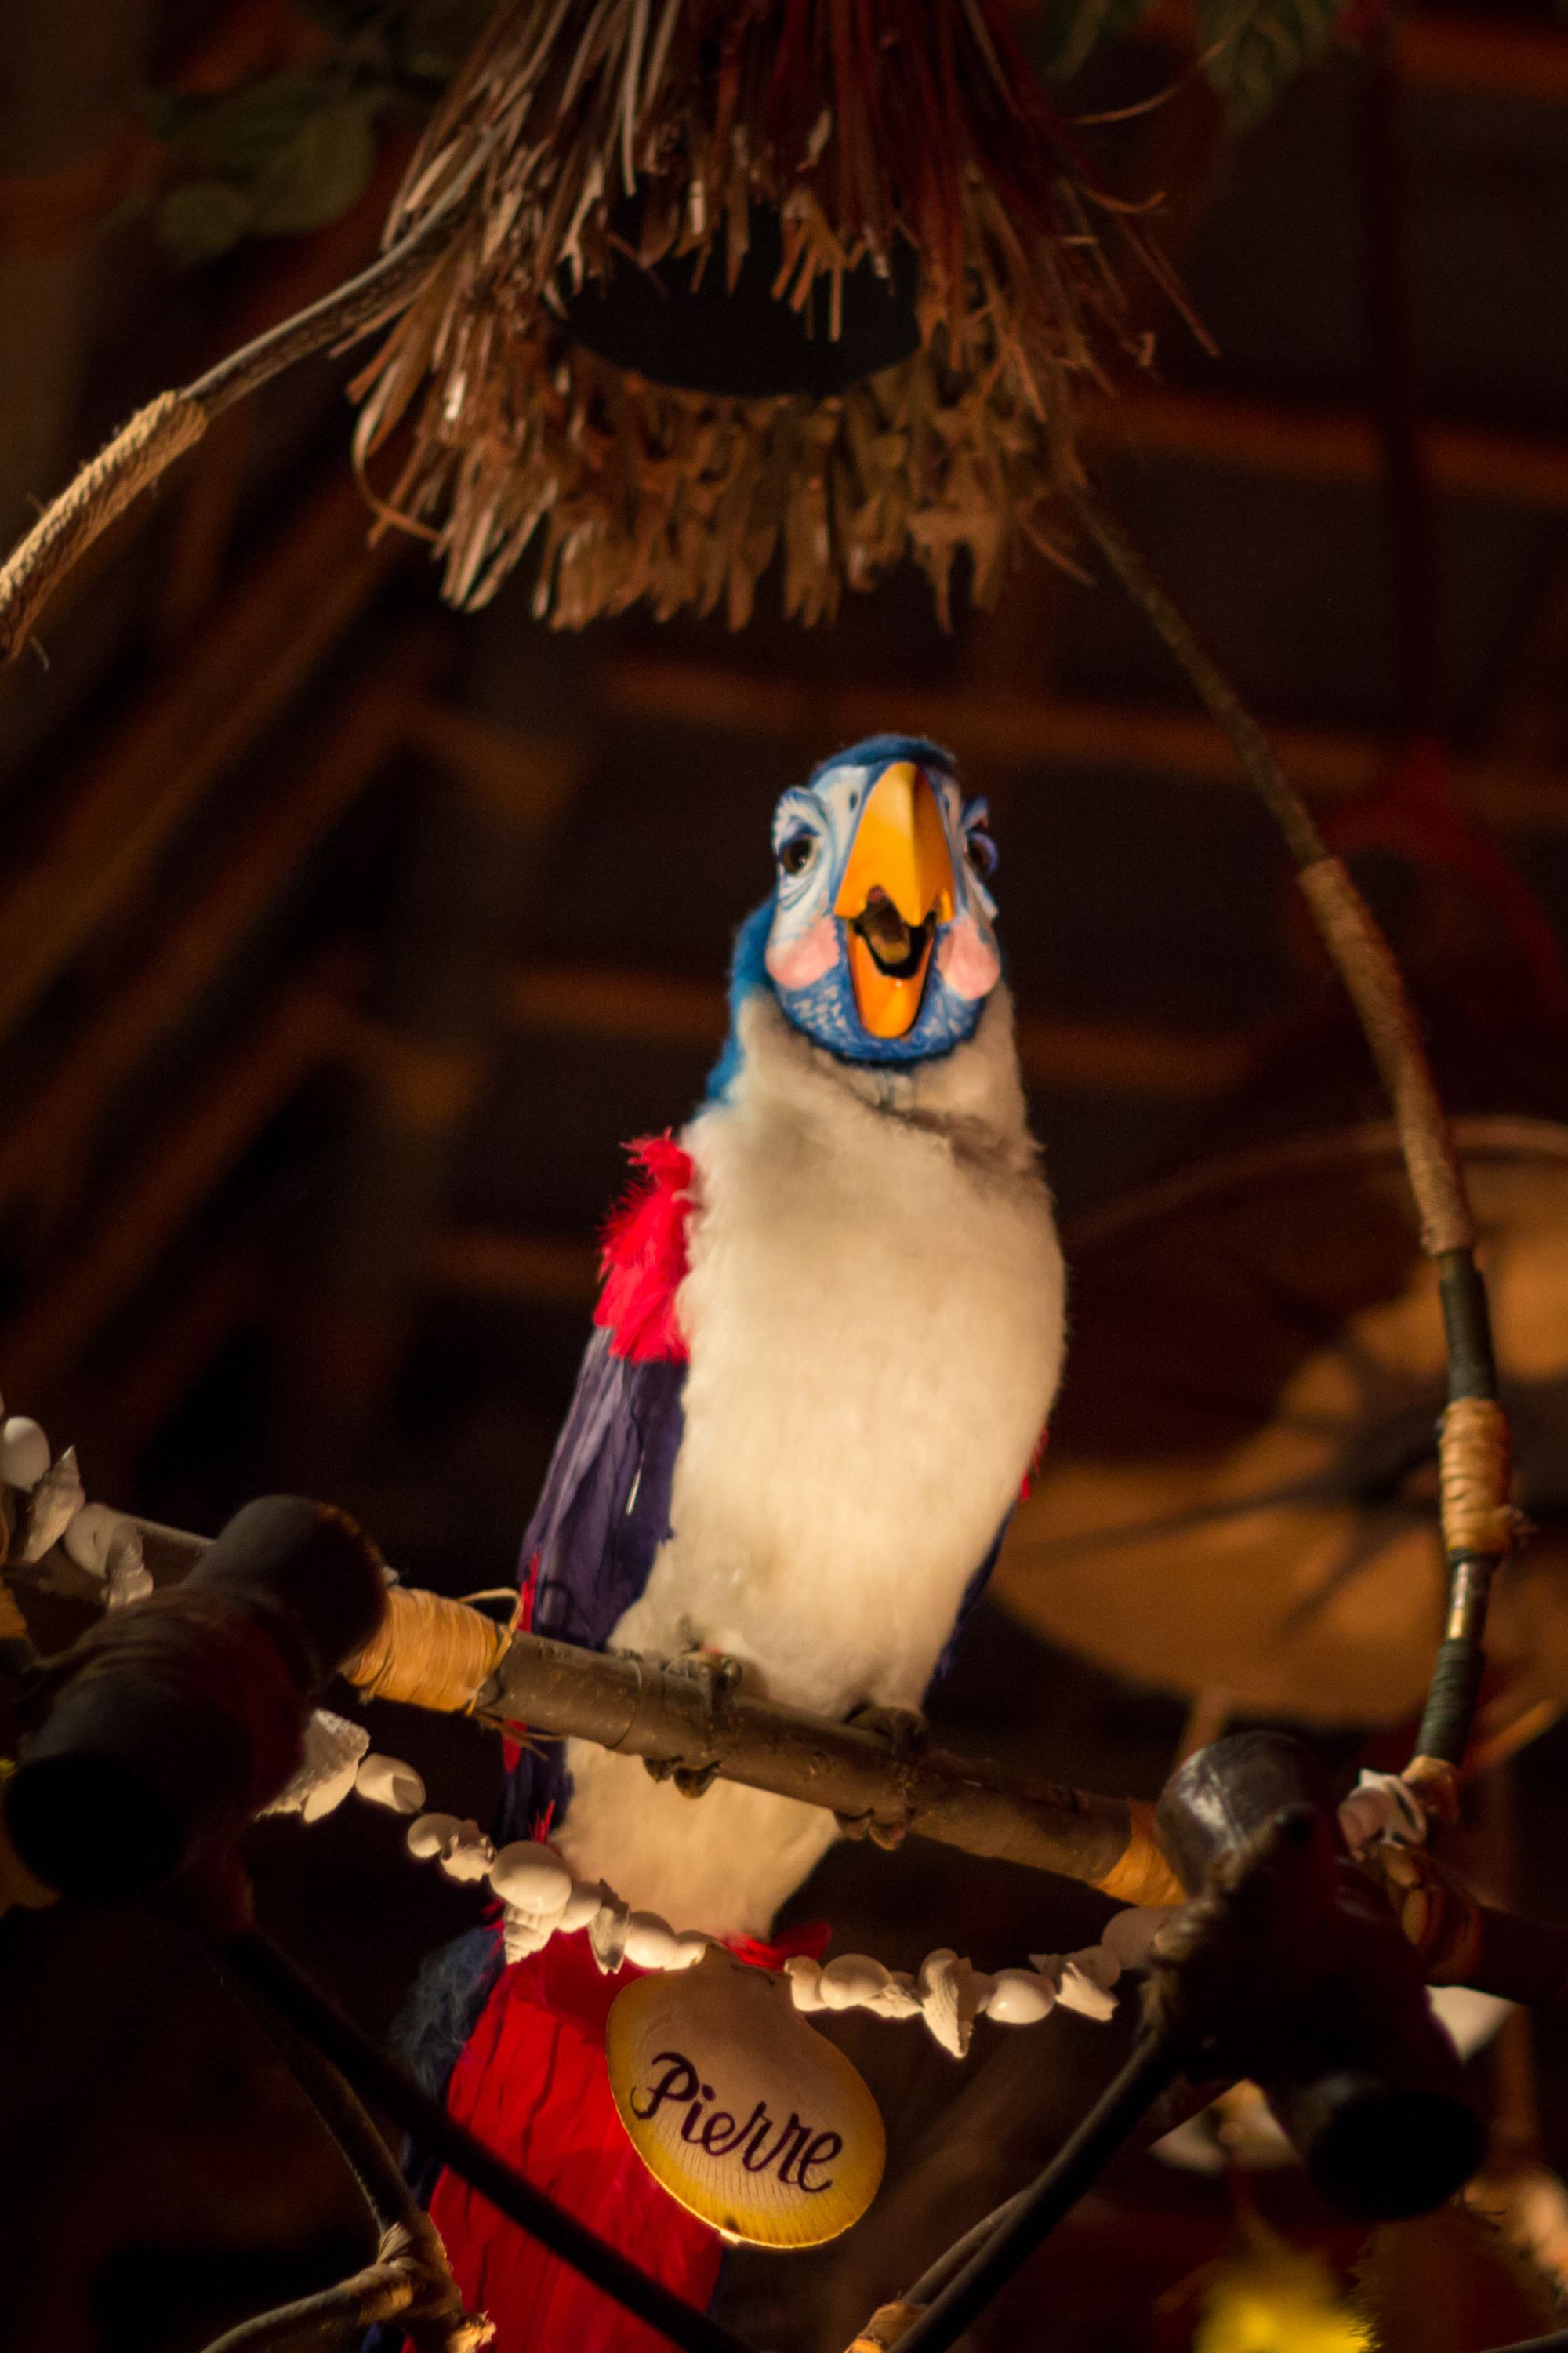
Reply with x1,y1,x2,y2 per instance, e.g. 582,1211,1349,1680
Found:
643,1647,743,1799
835,1703,928,1850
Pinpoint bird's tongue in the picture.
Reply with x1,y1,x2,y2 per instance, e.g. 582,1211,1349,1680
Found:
850,888,931,979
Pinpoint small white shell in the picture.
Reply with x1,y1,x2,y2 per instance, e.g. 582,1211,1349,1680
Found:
407,1811,462,1861
560,1879,607,1932
103,1523,151,1610
64,1501,122,1576
667,1931,711,1970
356,1754,426,1814
262,1709,368,1821
784,1955,827,2010
489,1842,573,1914
1100,1907,1174,1970
1335,1787,1385,1857
590,1892,631,1973
984,1970,1057,2027
18,1449,85,1562
1054,1960,1118,2021
866,1970,922,2021
105,1554,154,1610
302,1761,362,1823
1339,1769,1426,1855
440,1822,494,1881
502,1908,557,1963
623,1912,683,1970
818,1955,892,2010
1071,1944,1121,1991
0,1417,51,1492
916,1950,989,2058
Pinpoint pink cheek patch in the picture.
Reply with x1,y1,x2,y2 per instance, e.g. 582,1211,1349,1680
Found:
938,914,1002,1001
767,916,839,990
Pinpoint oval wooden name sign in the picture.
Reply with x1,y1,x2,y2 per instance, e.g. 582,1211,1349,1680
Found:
606,1948,885,2246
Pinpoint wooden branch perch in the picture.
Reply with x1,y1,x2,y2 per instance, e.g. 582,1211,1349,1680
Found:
130,1522,1182,1907
469,1628,1160,1896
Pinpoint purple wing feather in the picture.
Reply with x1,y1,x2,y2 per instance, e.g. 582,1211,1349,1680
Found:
495,1328,685,1845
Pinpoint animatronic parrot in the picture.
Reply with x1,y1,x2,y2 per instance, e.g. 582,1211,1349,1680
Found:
418,736,1065,2351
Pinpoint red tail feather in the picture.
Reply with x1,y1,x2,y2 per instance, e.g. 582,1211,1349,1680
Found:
429,1934,721,2353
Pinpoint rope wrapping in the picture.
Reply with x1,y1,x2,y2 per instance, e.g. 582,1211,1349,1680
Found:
1438,1396,1519,1560
345,1582,509,1711
848,2304,924,2353
1093,1799,1181,1906
0,393,207,659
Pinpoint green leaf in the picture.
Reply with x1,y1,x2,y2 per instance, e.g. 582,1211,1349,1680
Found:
1198,0,1354,127
248,96,379,234
159,179,257,264
200,70,345,176
1036,0,1162,79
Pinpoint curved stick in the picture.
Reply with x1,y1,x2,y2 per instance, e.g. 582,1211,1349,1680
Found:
218,1930,749,2353
0,160,484,663
209,1935,479,2351
194,2253,418,2353
1070,485,1509,1793
881,2032,1181,2353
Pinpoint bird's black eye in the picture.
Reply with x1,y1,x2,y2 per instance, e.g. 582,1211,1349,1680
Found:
779,833,817,876
966,830,998,879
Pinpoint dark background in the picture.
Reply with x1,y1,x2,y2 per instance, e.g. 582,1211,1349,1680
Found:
5,2,1568,2347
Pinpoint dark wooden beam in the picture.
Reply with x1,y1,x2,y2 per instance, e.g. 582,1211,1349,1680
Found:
0,476,403,1051
505,960,1260,1099
603,657,1568,835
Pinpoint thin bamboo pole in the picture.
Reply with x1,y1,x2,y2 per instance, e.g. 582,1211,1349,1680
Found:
1087,384,1568,514
1070,485,1508,1792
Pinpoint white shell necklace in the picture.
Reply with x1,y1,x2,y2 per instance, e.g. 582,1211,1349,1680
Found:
270,1707,1167,2059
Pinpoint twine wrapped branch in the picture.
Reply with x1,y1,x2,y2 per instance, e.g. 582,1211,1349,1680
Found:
0,163,485,662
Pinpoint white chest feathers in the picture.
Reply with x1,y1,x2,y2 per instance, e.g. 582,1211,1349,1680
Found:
558,986,1065,1935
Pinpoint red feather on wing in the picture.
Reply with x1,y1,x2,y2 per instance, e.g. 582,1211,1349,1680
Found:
594,1137,695,1366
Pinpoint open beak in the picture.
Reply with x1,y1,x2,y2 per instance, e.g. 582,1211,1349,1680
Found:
833,761,956,1039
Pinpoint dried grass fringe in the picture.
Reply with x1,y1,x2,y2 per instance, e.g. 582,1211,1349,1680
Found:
351,0,1179,627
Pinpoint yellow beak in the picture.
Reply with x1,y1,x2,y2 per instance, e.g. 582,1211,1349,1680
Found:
833,762,956,1039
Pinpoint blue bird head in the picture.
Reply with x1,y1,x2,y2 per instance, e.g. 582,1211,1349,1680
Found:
720,735,1003,1080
